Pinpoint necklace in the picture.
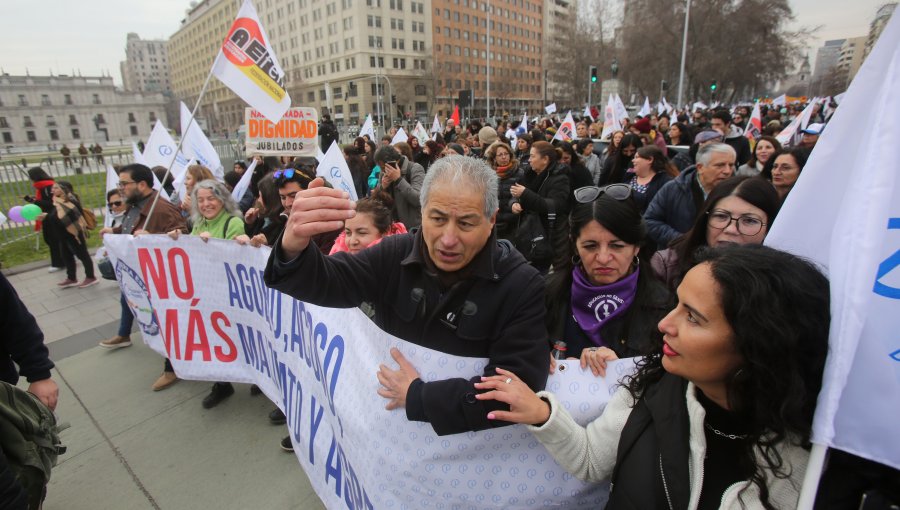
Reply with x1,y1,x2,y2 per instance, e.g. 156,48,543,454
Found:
704,422,747,440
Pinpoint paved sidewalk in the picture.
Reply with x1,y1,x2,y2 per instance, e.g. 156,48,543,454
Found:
6,260,326,510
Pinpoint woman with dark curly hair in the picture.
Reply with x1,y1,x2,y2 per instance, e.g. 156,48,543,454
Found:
761,146,811,201
476,243,830,510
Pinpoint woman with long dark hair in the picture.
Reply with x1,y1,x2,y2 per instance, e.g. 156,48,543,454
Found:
665,122,692,146
46,181,97,288
599,133,642,186
24,167,64,272
544,184,671,374
627,145,678,214
736,136,781,177
652,176,780,290
344,140,370,199
762,146,811,201
476,243,830,510
558,141,594,191
241,174,286,247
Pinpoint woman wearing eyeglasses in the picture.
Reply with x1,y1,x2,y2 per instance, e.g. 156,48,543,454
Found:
544,184,671,377
651,176,780,290
474,244,829,510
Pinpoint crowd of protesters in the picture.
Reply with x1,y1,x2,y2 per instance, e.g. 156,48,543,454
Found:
12,96,898,510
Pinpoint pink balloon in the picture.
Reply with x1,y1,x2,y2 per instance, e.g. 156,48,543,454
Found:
8,205,26,223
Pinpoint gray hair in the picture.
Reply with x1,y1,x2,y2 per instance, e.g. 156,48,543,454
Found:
696,142,736,166
190,179,241,226
420,155,499,218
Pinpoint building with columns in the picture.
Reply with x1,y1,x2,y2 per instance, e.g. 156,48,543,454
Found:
0,73,166,150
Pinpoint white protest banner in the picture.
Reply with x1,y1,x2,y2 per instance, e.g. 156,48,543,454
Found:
544,103,557,115
390,127,409,144
600,95,621,140
766,11,900,505
656,101,666,116
316,141,358,201
776,100,814,147
430,114,442,133
613,95,628,121
212,0,291,123
412,121,429,145
103,235,622,509
230,159,257,202
772,94,787,107
316,146,326,161
553,111,576,142
131,142,147,165
745,101,762,141
358,114,375,140
517,113,528,134
692,101,707,112
245,107,318,157
143,120,191,194
583,105,593,121
638,97,651,117
180,102,224,180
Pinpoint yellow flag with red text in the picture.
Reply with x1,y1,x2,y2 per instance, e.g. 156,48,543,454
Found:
212,0,291,123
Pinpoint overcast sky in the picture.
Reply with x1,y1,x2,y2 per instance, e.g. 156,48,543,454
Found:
0,0,891,84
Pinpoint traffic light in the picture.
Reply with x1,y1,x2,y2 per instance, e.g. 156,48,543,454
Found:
589,66,598,83
391,95,397,104
710,80,718,93
661,80,668,92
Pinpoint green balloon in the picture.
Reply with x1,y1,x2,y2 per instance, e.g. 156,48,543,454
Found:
21,204,42,221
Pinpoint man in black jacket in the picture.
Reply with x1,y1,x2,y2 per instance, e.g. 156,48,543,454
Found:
319,114,339,151
264,155,549,436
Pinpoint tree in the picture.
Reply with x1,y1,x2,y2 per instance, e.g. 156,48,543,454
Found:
614,0,811,104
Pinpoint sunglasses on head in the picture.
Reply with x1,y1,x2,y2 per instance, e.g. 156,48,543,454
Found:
573,184,632,204
273,168,296,180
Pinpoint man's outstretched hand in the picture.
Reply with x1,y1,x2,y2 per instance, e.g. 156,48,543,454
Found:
281,177,356,259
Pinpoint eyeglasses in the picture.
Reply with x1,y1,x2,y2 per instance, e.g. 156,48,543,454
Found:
117,180,136,188
574,184,632,204
707,210,767,236
107,200,123,208
273,168,296,180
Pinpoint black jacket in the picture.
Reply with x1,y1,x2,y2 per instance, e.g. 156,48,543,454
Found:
495,163,524,240
319,120,339,150
0,274,54,385
264,230,550,436
644,166,705,248
516,162,571,268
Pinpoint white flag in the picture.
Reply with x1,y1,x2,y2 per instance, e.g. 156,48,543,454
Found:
180,102,224,180
131,142,147,166
745,101,762,141
359,114,375,140
656,101,666,116
151,170,170,201
390,127,409,145
692,101,708,112
230,159,257,202
143,120,191,197
772,94,787,107
316,141,358,201
316,146,326,162
553,111,576,142
544,103,557,114
412,121,429,145
638,97,651,117
517,113,528,134
766,9,900,475
613,95,628,121
505,128,517,144
600,95,622,140
775,100,815,147
430,114,441,133
583,104,593,121
103,165,119,228
211,0,291,123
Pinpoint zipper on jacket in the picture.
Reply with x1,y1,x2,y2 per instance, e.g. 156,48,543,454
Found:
659,453,675,510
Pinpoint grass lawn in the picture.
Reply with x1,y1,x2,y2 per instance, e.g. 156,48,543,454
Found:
0,225,104,270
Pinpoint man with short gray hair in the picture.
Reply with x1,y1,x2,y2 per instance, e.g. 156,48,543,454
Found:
264,155,549,435
645,143,736,247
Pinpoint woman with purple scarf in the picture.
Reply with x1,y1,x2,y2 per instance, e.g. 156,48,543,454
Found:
545,184,671,377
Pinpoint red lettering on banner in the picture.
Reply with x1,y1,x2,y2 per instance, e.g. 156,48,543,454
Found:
185,307,212,361
211,311,238,362
138,248,169,299
167,248,194,299
164,309,182,359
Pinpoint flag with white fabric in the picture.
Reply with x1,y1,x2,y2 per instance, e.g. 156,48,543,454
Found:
211,0,291,123
638,97,651,117
430,114,441,133
517,113,528,134
505,128,517,144
657,100,666,116
692,101,707,112
390,127,409,144
776,100,815,147
412,121,429,145
583,104,593,121
142,120,189,199
230,159,257,202
359,114,375,140
103,165,119,228
600,95,622,140
744,101,762,141
544,103,557,114
316,141,358,201
131,142,146,165
553,111,576,142
613,94,628,121
179,102,224,180
772,94,787,107
765,10,900,486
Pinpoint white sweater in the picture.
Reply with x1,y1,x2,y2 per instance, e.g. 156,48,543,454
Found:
528,383,810,509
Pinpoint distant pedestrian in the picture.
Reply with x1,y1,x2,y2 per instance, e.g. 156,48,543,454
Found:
45,181,97,289
24,167,65,272
59,145,72,169
91,143,104,164
77,143,89,166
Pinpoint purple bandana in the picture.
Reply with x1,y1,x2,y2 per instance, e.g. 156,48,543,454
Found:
570,266,640,347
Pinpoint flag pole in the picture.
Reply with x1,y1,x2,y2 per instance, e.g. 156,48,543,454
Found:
796,443,828,509
144,53,221,226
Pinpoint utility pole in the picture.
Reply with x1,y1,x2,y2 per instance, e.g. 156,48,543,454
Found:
486,0,491,120
676,0,692,109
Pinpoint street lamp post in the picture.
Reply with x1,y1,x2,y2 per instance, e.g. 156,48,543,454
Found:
676,0,692,109
486,0,491,120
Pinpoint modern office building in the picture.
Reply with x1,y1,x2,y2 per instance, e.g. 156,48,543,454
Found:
120,33,173,94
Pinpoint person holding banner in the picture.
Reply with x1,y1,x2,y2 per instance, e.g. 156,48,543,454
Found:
476,244,831,510
265,155,550,436
544,184,670,376
167,179,247,408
